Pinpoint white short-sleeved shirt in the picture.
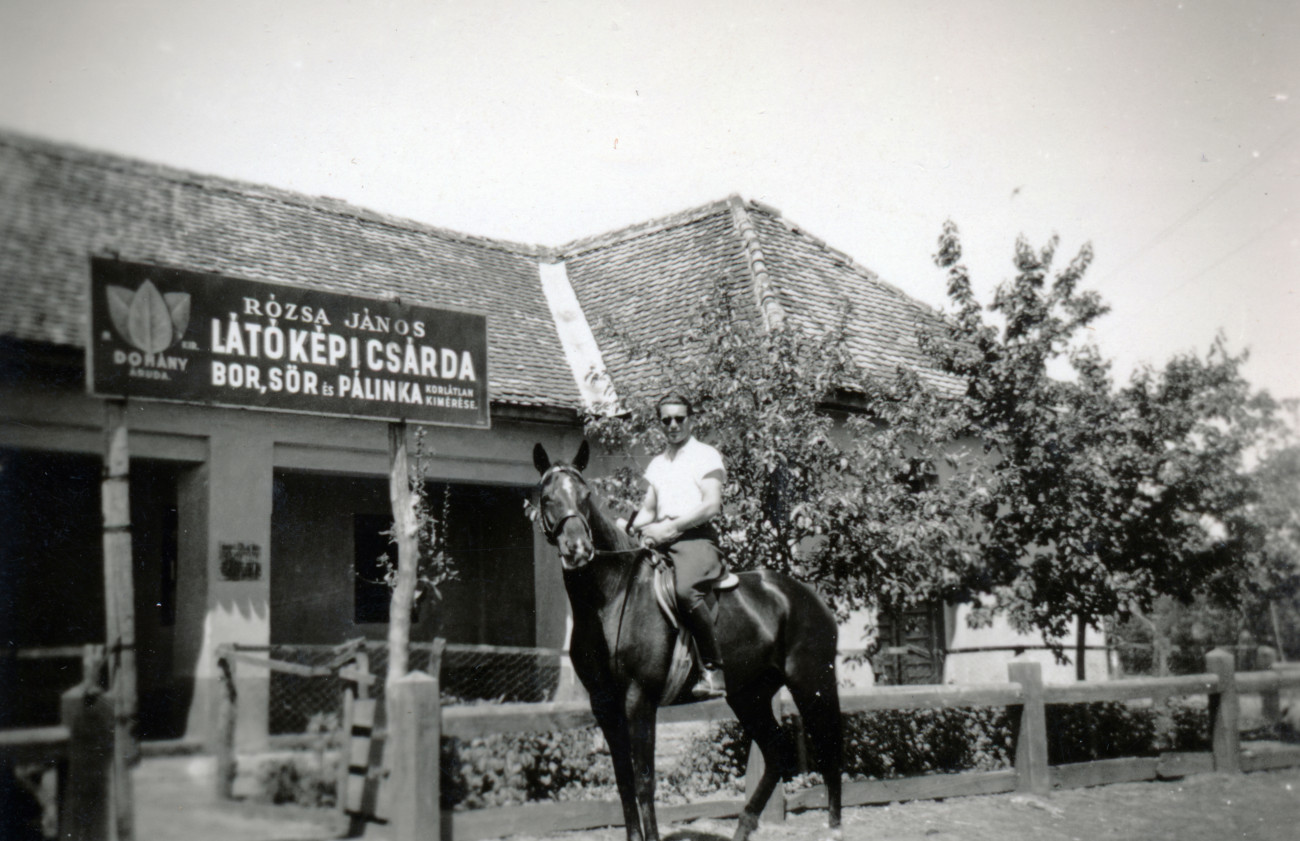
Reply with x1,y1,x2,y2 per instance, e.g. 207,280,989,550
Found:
645,437,726,520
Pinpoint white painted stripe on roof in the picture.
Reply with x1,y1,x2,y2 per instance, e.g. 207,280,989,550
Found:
537,260,620,413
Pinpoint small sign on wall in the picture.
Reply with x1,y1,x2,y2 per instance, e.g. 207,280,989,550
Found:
219,542,263,582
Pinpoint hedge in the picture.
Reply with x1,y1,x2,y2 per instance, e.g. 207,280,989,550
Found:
253,698,1215,809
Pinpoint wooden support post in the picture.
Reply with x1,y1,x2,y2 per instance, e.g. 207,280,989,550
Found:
387,422,419,689
1155,636,1171,677
61,684,114,841
214,649,237,800
82,644,105,690
102,399,136,841
743,697,786,823
1008,661,1049,795
389,672,441,841
1207,648,1241,773
339,648,373,835
338,657,356,826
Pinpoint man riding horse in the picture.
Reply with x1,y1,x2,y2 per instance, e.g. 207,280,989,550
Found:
622,392,727,700
533,433,844,841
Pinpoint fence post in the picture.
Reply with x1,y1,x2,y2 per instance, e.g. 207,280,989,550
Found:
1008,661,1049,795
339,648,373,835
1206,648,1241,774
215,647,237,800
389,671,441,841
60,684,114,841
1258,647,1281,728
1155,636,1171,677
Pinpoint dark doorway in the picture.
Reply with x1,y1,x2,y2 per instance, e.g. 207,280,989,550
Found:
0,449,181,735
272,472,536,646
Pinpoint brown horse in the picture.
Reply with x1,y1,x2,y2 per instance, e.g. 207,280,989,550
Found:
533,441,842,841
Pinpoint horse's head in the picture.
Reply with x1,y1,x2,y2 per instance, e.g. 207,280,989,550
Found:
532,441,597,570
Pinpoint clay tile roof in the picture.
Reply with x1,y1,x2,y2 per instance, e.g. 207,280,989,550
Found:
744,203,963,395
0,130,581,411
558,198,761,402
556,196,960,403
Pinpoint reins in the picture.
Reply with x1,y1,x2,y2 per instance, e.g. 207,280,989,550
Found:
537,462,650,674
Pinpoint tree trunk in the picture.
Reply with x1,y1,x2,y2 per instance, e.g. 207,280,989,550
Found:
1076,614,1086,681
102,400,136,840
387,422,419,688
1270,602,1288,662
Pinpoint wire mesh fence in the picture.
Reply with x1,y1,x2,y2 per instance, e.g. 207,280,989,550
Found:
254,641,566,736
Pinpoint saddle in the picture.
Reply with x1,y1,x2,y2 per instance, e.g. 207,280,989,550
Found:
650,553,738,705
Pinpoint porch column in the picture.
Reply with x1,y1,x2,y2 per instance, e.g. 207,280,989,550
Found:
177,423,274,748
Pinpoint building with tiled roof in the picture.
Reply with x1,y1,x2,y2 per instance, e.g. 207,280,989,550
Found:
556,195,961,404
5,130,1064,748
0,130,580,413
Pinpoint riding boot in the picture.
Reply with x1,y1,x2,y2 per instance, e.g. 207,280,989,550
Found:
684,604,726,699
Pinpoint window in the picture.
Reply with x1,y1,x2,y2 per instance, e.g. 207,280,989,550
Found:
873,603,946,685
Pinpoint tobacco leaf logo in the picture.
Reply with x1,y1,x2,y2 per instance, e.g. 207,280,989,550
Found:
107,280,190,353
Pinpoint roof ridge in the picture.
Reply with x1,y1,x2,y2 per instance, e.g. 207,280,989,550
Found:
727,197,786,330
554,196,736,258
0,128,545,259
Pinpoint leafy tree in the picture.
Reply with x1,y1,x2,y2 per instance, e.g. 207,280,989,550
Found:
1239,417,1300,657
583,282,987,620
584,223,1287,678
928,222,1282,667
379,425,457,685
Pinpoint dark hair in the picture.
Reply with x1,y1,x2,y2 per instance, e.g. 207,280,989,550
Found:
656,392,693,417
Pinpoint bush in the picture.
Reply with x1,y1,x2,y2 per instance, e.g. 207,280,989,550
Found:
441,728,615,809
255,756,336,808
1046,701,1209,764
260,698,1213,811
841,707,1013,780
442,721,751,808
660,721,749,802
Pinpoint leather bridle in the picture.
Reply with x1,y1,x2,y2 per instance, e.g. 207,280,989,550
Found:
538,464,594,549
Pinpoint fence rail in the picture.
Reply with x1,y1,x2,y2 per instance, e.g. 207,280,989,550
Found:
212,642,1300,841
386,648,1300,841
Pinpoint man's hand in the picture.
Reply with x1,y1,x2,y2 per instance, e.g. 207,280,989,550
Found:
639,520,678,546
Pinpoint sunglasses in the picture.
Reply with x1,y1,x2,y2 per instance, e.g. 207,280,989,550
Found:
659,415,689,427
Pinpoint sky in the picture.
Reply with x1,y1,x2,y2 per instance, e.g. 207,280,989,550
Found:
0,0,1296,400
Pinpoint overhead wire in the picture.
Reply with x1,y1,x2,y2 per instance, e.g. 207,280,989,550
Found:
1098,120,1300,286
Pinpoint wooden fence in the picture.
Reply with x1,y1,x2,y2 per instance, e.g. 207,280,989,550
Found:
0,644,123,841
367,647,1300,841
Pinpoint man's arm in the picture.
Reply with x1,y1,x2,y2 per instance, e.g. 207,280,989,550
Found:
639,469,723,543
623,484,658,535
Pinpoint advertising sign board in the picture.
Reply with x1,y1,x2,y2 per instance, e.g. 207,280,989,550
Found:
88,258,490,428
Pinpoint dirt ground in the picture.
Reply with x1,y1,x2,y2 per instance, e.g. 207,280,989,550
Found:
51,756,1292,841
493,768,1300,841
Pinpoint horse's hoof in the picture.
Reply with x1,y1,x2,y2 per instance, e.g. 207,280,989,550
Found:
732,812,760,841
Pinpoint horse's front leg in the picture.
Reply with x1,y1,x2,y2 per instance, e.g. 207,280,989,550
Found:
591,690,645,841
625,685,660,841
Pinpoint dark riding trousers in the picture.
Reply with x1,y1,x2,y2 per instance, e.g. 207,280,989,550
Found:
663,524,723,611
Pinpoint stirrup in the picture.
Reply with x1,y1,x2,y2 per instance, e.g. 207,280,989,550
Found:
690,667,726,699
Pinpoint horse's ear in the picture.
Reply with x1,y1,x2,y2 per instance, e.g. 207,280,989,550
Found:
532,443,551,475
573,440,590,473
